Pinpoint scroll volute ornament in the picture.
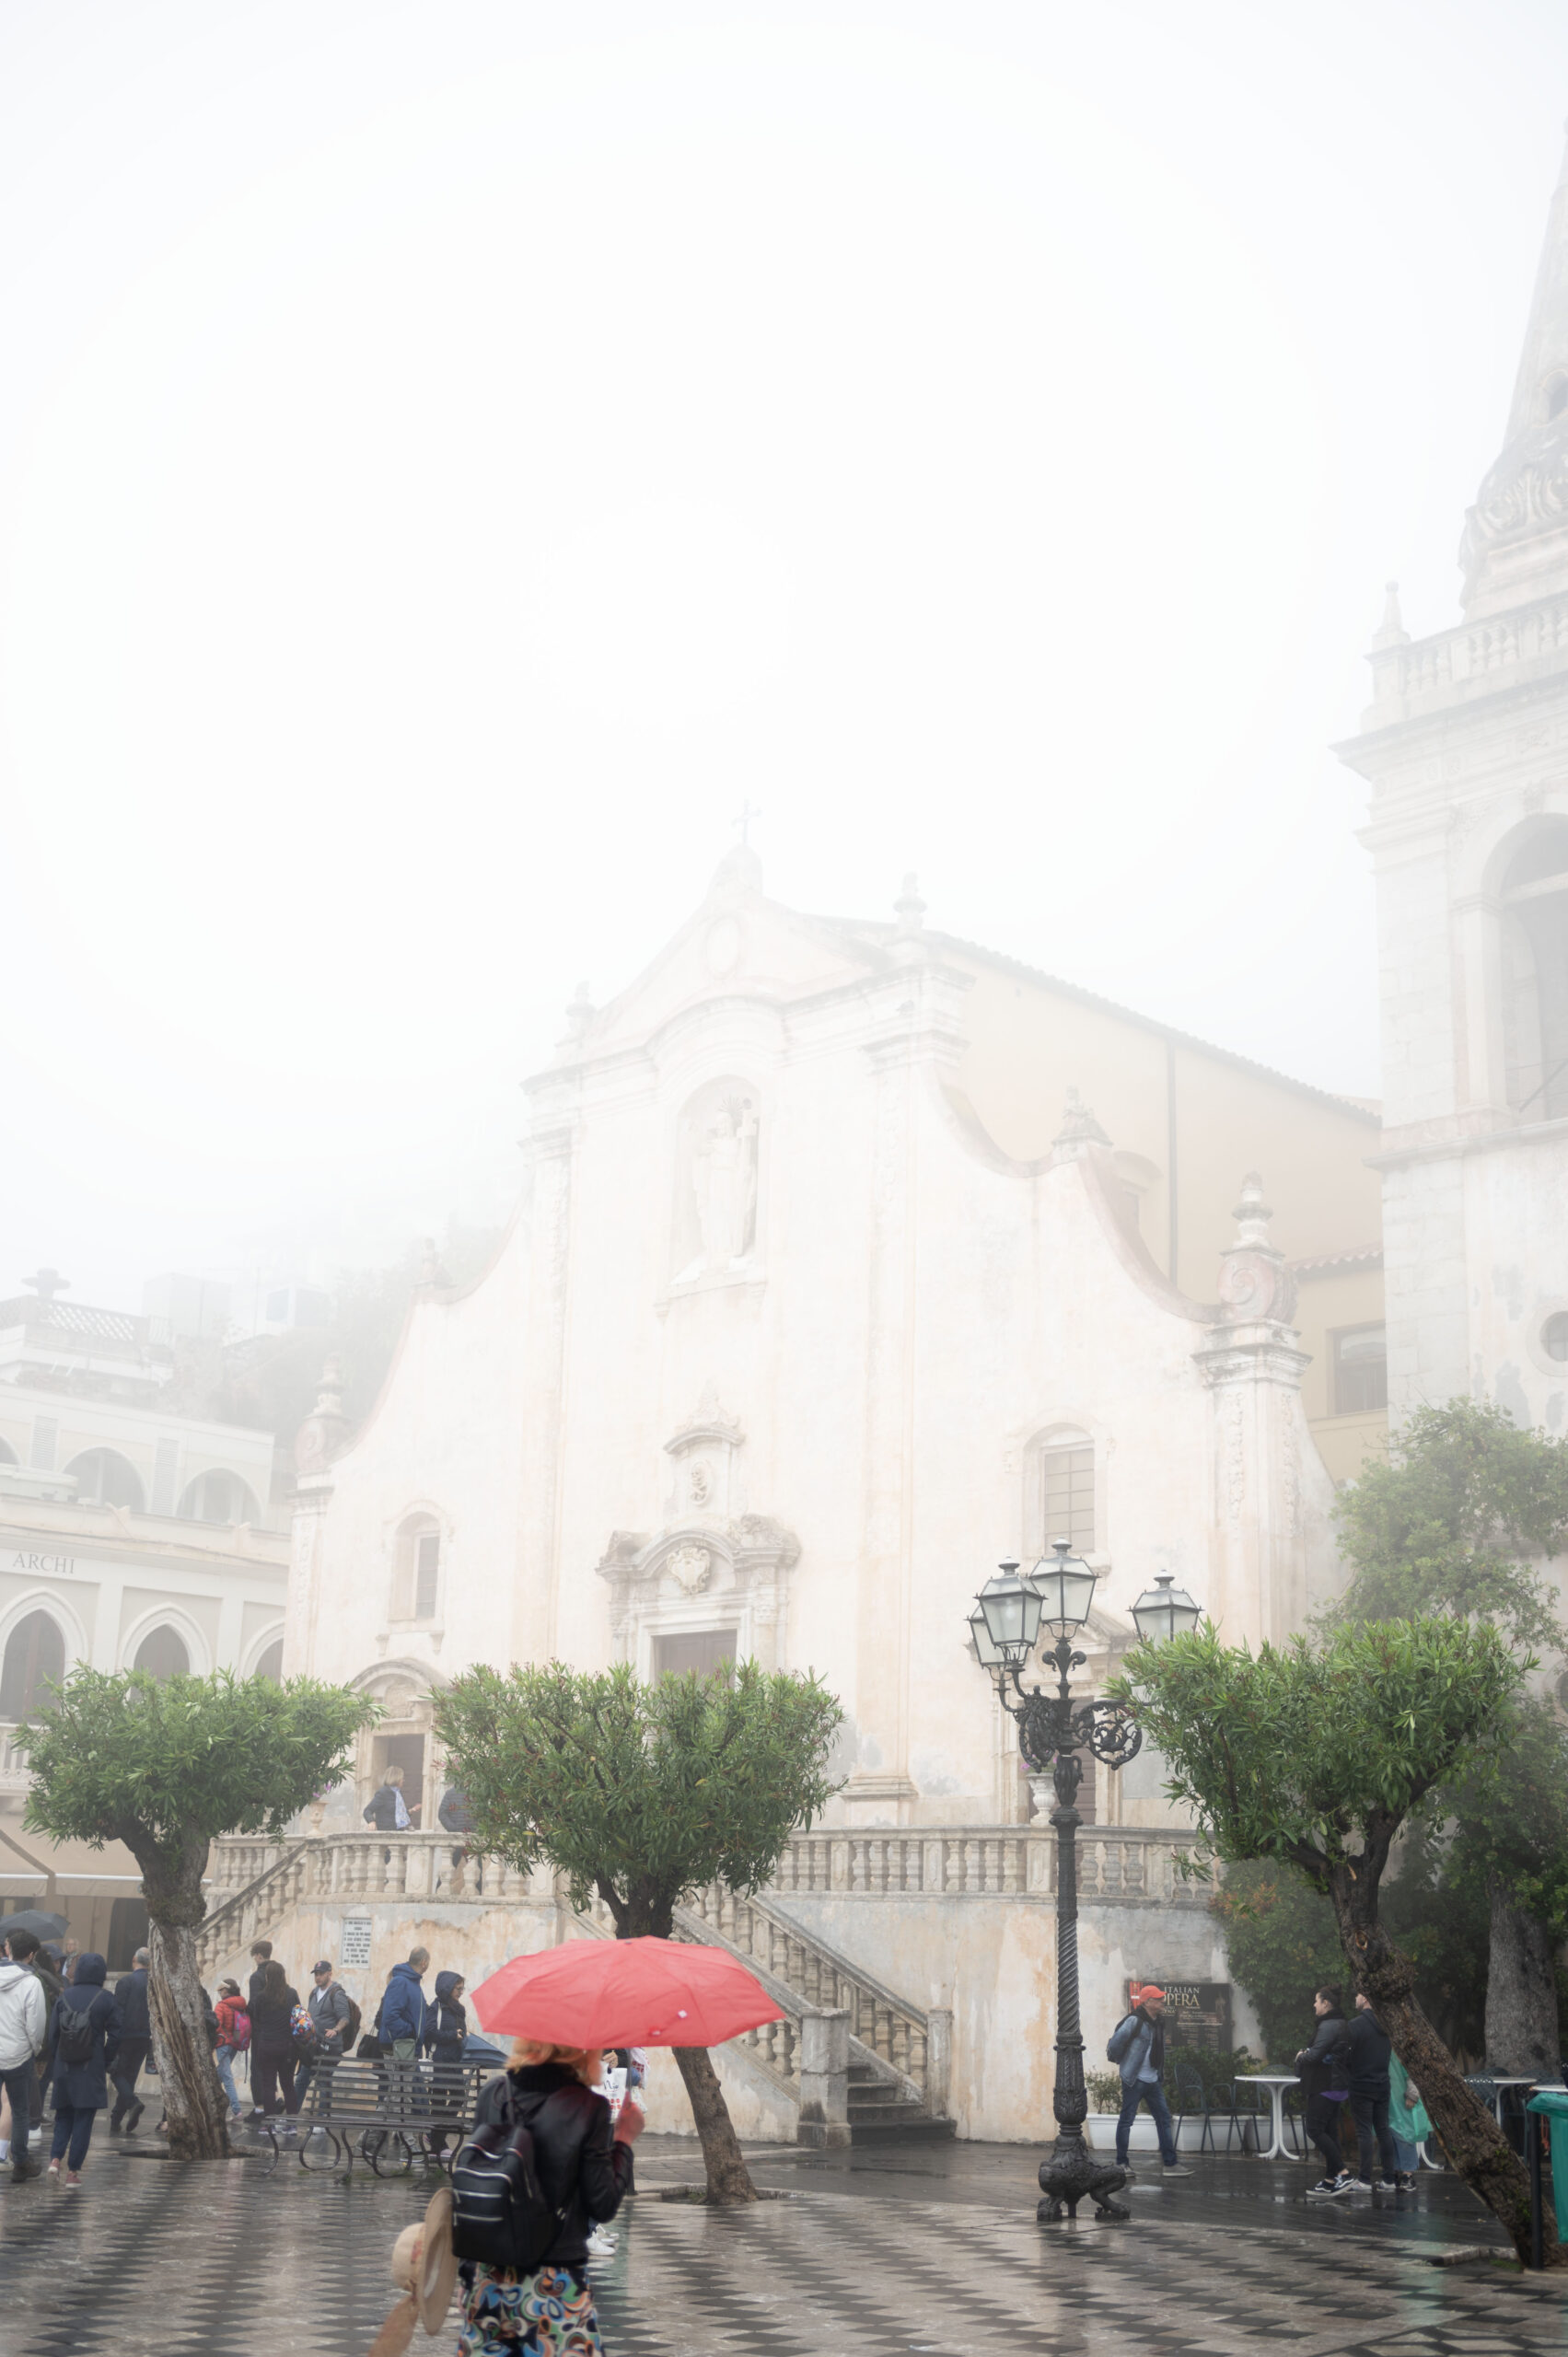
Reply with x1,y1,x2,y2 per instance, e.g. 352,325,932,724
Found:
1215,1173,1296,1326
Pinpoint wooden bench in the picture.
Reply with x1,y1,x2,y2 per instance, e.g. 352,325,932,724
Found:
254,2057,494,2177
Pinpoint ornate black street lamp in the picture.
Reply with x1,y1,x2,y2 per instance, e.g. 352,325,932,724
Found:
970,1543,1202,2225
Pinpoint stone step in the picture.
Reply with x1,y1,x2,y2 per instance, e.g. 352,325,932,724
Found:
847,2106,958,2145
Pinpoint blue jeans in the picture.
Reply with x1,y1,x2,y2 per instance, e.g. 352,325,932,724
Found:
50,2103,96,2170
1116,2076,1179,2165
1,2061,36,2166
215,2045,242,2117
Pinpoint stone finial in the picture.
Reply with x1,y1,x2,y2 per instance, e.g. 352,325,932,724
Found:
1051,1087,1112,1161
894,873,927,936
21,1267,69,1304
1371,580,1410,649
710,843,763,897
294,1353,355,1475
1216,1172,1296,1325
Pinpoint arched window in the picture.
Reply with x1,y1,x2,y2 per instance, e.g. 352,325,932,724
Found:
1030,1430,1097,1556
178,1469,260,1526
391,1515,442,1622
65,1448,145,1510
0,1610,66,1719
1501,820,1568,1120
133,1624,190,1680
254,1637,285,1683
672,1077,761,1282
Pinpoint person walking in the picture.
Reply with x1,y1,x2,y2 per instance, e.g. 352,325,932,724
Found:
0,1930,48,2181
247,1940,275,2013
1388,2051,1428,2191
248,1959,303,2131
44,1952,119,2186
380,1947,429,2122
1297,1985,1353,2197
299,1959,352,2114
1107,1984,1192,2179
1342,1991,1400,2191
214,1980,248,2124
364,1764,418,1831
424,1969,467,2154
109,1946,153,2133
457,2039,643,2354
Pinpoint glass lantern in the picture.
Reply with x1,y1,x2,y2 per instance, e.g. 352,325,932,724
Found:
1129,1572,1202,1645
1028,1539,1099,1635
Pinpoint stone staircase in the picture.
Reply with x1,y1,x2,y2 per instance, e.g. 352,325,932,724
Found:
198,1831,954,2148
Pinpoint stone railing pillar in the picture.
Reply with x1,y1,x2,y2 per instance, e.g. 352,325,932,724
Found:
925,2007,953,2119
796,2007,850,2149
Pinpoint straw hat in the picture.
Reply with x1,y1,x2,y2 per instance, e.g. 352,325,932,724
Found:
368,2185,458,2353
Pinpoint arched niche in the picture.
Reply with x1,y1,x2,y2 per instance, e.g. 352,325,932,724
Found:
671,1075,761,1283
65,1448,145,1511
1498,818,1568,1119
0,1608,66,1719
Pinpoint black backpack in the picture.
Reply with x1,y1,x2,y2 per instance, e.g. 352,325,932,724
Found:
451,2092,569,2272
56,2002,97,2068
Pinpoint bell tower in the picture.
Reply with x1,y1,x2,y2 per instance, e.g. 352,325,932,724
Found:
1339,132,1568,1428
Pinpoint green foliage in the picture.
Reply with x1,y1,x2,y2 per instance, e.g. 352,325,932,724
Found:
1330,1399,1568,1655
19,1668,375,1867
1085,2068,1123,2112
1210,1862,1345,2061
432,1659,844,1931
1109,1616,1523,1887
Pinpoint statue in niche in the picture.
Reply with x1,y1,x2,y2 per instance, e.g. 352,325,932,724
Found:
679,1089,759,1276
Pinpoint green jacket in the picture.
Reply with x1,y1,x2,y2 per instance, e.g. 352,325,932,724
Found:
1389,2052,1431,2142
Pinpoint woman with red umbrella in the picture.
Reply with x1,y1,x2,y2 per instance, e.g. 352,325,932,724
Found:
451,1938,782,2351
456,2037,643,2356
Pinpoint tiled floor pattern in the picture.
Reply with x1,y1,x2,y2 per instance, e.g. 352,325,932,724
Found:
2,2149,1563,2357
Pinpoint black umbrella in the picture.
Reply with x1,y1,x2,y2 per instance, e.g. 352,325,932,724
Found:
0,1909,70,1944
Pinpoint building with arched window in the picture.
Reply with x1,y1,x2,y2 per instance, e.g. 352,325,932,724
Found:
1339,129,1568,1440
0,1367,288,1953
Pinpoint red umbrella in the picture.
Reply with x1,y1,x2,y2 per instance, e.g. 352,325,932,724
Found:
470,1936,784,2049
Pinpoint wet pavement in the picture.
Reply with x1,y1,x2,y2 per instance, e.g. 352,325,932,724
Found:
2,2127,1563,2356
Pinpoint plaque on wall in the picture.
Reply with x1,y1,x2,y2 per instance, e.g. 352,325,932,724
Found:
1124,1977,1231,2050
340,1915,374,1972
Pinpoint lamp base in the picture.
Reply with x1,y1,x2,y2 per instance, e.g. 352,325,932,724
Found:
1037,2132,1132,2223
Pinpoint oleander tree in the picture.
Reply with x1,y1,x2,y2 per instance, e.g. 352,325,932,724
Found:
433,1658,843,2203
1110,1614,1564,2269
1329,1399,1568,2074
17,1667,376,2159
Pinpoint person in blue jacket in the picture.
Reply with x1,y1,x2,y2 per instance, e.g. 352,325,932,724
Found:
378,1947,429,2121
46,1953,120,2186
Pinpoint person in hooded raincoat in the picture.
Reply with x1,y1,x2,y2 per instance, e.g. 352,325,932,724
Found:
45,1953,120,2185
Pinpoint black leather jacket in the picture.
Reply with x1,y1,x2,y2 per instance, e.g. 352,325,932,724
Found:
1294,2011,1346,2099
471,2063,633,2273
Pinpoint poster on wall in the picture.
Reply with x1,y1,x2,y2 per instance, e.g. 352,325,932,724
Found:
1123,1978,1231,2050
339,1916,373,1972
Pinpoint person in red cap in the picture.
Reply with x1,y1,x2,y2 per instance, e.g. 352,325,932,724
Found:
1106,1983,1191,2178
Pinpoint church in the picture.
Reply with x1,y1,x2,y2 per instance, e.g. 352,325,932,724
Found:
197,143,1568,2148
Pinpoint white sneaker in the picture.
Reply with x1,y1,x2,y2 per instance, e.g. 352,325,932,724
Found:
586,2228,617,2258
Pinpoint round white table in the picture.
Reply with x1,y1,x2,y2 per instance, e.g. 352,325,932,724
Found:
1237,2073,1302,2162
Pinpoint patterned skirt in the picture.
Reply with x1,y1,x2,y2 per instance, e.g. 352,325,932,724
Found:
458,2266,605,2356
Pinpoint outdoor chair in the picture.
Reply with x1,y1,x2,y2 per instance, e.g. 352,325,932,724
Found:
1169,2061,1213,2155
1211,2074,1270,2156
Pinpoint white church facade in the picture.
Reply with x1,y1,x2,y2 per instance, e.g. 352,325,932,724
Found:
195,127,1568,2159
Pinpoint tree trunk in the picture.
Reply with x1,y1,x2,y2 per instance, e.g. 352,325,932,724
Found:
1331,1875,1560,2268
616,1891,757,2204
135,1833,230,2161
672,2044,759,2203
1484,1872,1561,2078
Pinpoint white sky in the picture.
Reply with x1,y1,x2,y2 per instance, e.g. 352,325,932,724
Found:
4,0,1567,1310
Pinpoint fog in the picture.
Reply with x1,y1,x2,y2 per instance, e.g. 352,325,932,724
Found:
4,0,1566,1308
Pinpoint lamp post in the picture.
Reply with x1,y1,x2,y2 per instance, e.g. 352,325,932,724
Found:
970,1544,1202,2225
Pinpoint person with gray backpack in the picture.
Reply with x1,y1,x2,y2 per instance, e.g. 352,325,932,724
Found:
1106,1983,1192,2179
